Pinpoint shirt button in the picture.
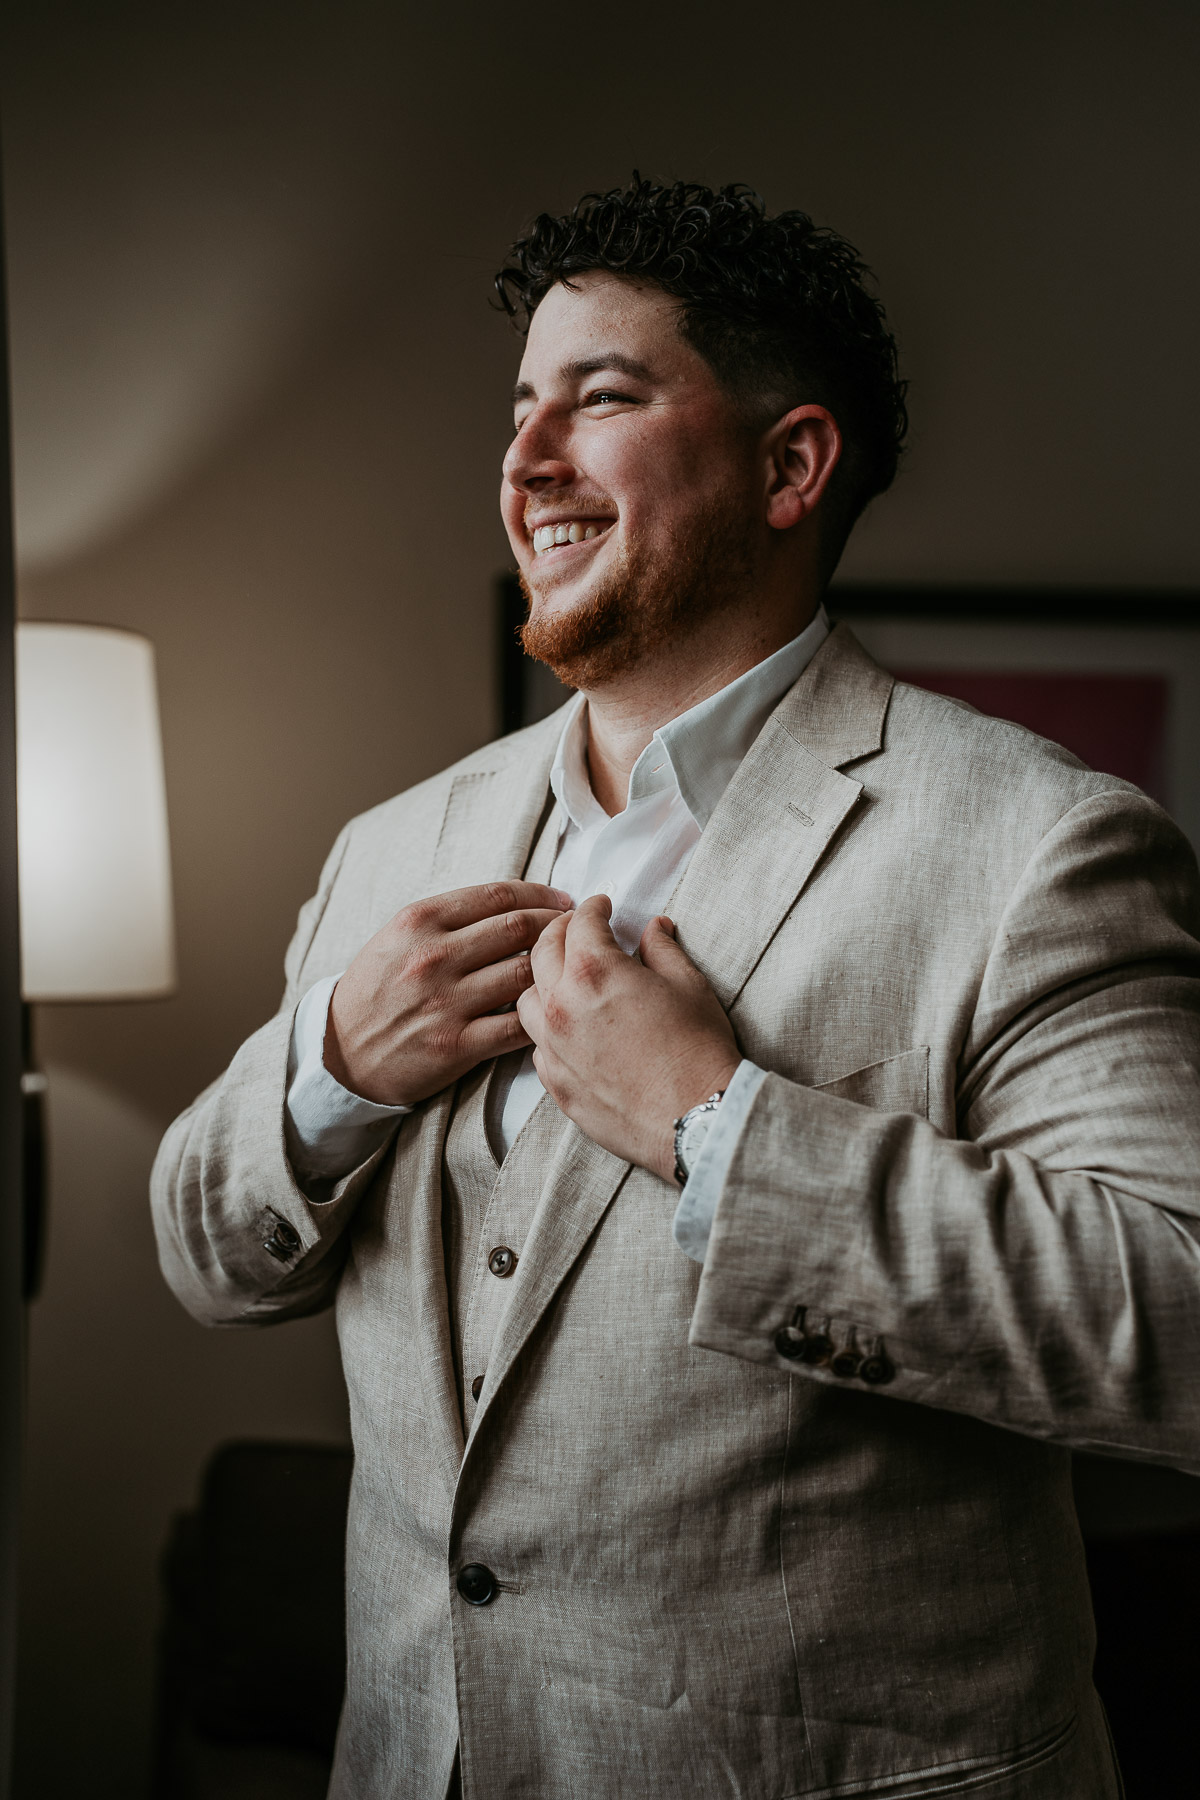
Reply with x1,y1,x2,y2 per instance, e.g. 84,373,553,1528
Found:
471,1374,484,1401
594,882,616,900
456,1564,497,1606
487,1245,518,1278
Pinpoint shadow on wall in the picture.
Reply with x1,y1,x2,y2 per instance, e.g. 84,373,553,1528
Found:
14,1067,349,1799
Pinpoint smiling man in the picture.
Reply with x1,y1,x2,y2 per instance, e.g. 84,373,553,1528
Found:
154,179,1200,1799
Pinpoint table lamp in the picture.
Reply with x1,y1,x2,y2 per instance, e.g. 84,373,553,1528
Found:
15,621,176,1294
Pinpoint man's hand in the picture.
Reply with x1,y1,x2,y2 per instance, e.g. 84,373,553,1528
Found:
324,882,574,1105
517,896,740,1181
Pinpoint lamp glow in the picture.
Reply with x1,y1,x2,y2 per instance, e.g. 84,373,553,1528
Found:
16,622,176,1001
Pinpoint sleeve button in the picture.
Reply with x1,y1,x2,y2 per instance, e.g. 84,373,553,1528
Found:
859,1351,896,1385
263,1217,301,1261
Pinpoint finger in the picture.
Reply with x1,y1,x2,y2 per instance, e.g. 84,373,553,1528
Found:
564,893,621,953
515,983,545,1041
458,951,535,1015
456,1007,533,1063
407,881,573,935
638,915,704,982
451,906,568,973
529,909,569,986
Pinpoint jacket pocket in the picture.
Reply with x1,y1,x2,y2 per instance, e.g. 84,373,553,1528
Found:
789,1712,1078,1798
812,1045,930,1118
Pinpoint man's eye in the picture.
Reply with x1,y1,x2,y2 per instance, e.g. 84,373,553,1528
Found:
584,390,632,408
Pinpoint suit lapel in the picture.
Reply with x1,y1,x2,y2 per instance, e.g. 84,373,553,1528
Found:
429,708,570,894
669,624,893,1007
465,627,894,1451
464,1116,631,1458
398,706,570,1497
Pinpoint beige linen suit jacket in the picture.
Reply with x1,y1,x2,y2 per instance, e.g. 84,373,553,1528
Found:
152,625,1200,1799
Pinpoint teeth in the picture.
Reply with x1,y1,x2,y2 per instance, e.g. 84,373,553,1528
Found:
531,521,605,553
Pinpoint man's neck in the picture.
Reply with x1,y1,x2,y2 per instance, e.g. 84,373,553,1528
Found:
582,600,820,817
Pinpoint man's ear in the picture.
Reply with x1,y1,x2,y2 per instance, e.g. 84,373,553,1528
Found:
763,404,842,532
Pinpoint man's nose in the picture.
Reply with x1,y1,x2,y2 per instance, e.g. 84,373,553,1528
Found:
502,408,575,495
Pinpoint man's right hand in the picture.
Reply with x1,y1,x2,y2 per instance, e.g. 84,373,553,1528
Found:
322,881,573,1106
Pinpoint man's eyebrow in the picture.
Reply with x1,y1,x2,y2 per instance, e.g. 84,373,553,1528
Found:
511,353,657,408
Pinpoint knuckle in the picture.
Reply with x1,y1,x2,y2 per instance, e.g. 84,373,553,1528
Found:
399,897,436,937
544,996,571,1035
407,940,450,986
482,880,514,915
426,1020,462,1064
575,951,604,988
500,1010,527,1044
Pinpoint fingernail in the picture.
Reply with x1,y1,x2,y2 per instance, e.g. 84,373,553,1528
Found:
553,889,574,908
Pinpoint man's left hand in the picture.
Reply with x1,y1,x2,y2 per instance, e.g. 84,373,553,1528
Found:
517,896,741,1181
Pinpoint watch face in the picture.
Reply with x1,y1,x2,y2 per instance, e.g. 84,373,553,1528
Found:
680,1108,715,1174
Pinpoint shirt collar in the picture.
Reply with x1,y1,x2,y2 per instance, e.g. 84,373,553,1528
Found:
549,604,830,833
655,604,830,826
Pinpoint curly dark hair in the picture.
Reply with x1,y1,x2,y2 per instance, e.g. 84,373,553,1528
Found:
495,176,907,561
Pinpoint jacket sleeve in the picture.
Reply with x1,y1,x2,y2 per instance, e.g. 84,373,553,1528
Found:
150,824,394,1327
689,790,1200,1472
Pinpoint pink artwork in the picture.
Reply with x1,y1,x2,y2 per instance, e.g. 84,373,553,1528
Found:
894,672,1170,807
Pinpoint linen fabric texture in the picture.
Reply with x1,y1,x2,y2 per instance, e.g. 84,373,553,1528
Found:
152,625,1200,1798
281,605,831,1190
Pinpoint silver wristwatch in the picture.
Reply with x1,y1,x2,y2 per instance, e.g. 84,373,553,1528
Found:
672,1090,727,1187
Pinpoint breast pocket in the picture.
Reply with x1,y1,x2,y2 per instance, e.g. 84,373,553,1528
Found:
812,1045,930,1118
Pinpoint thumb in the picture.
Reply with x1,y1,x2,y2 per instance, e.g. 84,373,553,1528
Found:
639,914,695,976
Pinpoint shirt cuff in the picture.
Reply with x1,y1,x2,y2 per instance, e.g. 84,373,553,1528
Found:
671,1059,768,1264
284,974,412,1186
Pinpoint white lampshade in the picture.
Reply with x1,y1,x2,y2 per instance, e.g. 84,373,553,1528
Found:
16,622,176,1002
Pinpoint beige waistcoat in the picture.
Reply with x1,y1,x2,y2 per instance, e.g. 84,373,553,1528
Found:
442,804,564,1422
442,1067,566,1424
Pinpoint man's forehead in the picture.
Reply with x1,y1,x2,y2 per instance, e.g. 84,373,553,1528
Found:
516,274,688,389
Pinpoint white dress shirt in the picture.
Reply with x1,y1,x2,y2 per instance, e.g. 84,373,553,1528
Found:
285,605,831,1259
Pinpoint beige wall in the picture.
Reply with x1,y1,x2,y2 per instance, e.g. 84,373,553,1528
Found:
4,1,1199,1791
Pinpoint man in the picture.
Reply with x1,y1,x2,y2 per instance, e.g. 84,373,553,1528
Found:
153,178,1200,1798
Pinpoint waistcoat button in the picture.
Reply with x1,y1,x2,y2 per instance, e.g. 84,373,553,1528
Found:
457,1564,497,1606
487,1245,517,1278
471,1375,484,1401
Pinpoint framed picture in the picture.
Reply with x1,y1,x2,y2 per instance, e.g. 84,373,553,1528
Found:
829,586,1200,856
498,575,1200,854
